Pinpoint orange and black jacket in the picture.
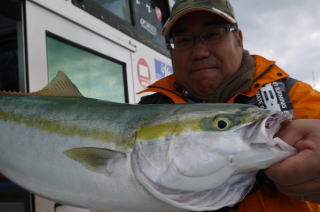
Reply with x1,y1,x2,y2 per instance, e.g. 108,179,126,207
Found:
139,55,320,212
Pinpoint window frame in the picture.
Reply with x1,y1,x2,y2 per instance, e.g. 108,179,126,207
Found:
25,0,135,103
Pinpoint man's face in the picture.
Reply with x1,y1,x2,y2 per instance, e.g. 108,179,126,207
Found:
170,11,244,100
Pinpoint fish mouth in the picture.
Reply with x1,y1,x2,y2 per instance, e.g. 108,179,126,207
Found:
243,111,292,147
263,112,291,140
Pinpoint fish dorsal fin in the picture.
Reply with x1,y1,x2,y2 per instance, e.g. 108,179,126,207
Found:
33,71,83,97
64,147,126,174
0,71,83,97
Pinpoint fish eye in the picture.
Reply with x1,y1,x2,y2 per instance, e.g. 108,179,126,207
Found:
212,117,232,130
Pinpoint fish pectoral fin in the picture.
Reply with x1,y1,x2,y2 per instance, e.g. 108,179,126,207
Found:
64,147,126,174
33,71,83,97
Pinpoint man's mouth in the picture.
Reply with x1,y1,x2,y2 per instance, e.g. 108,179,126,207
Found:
191,67,219,73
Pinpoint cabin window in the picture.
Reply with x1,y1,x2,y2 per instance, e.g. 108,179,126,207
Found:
72,0,171,55
133,0,169,47
46,34,128,103
93,0,132,24
0,0,26,92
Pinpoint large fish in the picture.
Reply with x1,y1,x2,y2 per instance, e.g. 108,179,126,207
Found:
0,72,296,212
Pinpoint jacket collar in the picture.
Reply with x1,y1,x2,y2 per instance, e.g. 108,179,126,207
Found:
241,55,289,97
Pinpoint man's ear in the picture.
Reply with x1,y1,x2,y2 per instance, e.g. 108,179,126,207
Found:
235,30,244,48
169,47,173,57
169,48,175,70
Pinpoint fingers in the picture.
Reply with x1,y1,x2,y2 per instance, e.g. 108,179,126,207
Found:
267,119,320,185
265,148,318,186
265,119,320,204
274,120,306,147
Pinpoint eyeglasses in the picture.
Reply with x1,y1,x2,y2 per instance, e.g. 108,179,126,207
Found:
168,26,238,50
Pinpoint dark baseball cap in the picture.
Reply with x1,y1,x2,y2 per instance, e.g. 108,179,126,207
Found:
162,0,237,35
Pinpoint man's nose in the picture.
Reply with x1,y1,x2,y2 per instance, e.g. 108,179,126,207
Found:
191,38,211,60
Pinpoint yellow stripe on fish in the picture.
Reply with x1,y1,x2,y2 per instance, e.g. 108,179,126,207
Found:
136,119,201,141
0,108,135,149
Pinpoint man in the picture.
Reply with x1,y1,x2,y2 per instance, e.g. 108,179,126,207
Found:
139,0,320,211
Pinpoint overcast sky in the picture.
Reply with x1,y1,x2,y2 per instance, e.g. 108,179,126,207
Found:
230,0,320,90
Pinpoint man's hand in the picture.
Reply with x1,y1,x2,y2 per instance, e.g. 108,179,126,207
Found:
265,119,320,203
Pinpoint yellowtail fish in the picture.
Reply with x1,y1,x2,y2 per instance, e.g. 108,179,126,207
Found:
0,72,296,212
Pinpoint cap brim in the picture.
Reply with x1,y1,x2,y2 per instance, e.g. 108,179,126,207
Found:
162,8,237,35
